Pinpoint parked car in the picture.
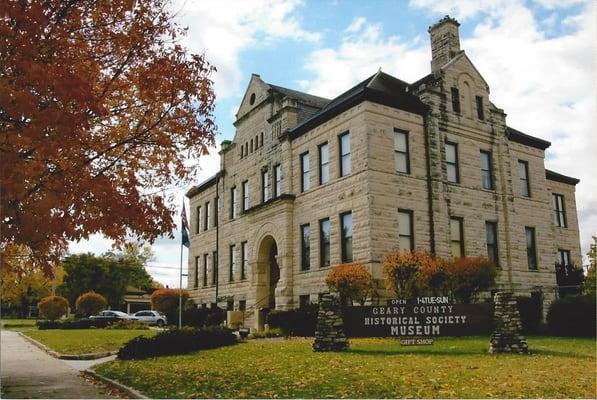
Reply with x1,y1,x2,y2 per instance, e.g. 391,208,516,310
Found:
133,310,167,326
89,310,138,323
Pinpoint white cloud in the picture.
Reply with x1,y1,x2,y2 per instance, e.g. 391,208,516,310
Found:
302,3,596,262
532,0,586,9
303,18,428,98
174,0,320,99
345,16,366,33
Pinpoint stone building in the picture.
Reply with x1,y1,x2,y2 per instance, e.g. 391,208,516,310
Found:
185,16,581,327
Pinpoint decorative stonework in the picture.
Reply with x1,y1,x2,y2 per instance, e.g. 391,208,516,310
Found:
489,291,529,354
312,293,349,352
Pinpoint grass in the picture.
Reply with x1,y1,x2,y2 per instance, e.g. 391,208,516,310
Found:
25,329,157,355
0,318,38,331
94,336,596,398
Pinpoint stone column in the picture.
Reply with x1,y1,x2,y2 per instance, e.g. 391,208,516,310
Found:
489,291,529,354
274,254,293,310
312,293,349,352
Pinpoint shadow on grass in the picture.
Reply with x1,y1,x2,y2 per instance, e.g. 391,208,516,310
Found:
347,348,486,356
529,348,594,359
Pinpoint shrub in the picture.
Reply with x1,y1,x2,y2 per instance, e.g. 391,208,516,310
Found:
37,318,110,329
106,320,149,330
326,263,373,305
584,264,596,294
382,250,436,298
555,262,584,297
75,291,108,317
516,295,543,334
266,304,318,336
117,326,237,360
182,306,225,328
249,328,283,339
445,257,497,303
150,288,189,324
547,294,596,337
37,296,69,321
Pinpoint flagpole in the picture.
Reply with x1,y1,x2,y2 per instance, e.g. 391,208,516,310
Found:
179,239,183,329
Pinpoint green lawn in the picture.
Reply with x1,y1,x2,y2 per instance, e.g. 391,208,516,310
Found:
25,329,157,355
0,318,38,331
94,336,596,398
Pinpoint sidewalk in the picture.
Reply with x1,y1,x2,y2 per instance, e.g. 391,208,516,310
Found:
0,330,115,399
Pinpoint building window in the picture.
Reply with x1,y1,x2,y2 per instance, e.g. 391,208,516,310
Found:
229,245,236,281
204,201,210,231
445,142,459,183
203,253,209,287
214,197,219,227
212,251,218,285
451,87,461,113
238,300,246,311
299,295,310,308
480,150,493,190
255,135,259,148
230,187,237,219
300,152,310,192
450,217,464,258
558,249,570,266
341,212,353,263
394,129,410,174
553,193,567,228
319,143,329,185
196,206,201,234
398,209,414,251
476,96,484,120
260,132,264,147
339,132,351,177
262,170,270,203
242,180,249,212
194,256,200,288
274,164,282,197
485,221,498,265
301,224,310,271
226,300,234,311
526,227,537,270
518,160,530,197
241,241,248,280
319,218,330,267
250,138,253,152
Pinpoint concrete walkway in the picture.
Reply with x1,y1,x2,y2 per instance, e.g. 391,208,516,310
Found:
0,330,115,399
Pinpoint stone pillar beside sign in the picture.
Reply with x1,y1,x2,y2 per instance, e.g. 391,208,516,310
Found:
489,291,529,354
312,293,349,352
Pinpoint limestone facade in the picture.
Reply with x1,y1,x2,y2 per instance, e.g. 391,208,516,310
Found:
185,16,581,327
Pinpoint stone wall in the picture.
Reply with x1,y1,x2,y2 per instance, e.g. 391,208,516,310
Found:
312,293,349,352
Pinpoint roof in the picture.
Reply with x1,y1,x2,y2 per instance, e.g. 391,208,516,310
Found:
268,84,330,109
546,169,580,185
506,127,551,150
186,172,220,198
288,71,428,139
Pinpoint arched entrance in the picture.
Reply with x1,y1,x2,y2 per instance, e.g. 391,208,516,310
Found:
255,235,280,310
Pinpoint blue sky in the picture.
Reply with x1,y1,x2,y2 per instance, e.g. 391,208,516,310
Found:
70,0,596,287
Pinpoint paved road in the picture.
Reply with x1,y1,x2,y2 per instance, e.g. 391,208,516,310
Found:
0,330,115,399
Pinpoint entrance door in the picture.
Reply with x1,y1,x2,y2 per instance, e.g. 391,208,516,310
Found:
268,241,279,309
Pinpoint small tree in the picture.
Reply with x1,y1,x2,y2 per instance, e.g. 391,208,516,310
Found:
150,288,189,325
75,291,108,317
555,262,584,298
326,263,374,305
584,264,596,295
445,257,497,303
38,295,68,321
382,250,435,298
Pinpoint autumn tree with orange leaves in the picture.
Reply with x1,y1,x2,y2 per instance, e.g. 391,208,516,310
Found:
0,0,216,273
326,263,374,306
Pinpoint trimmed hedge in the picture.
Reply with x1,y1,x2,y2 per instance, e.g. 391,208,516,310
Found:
182,307,225,328
37,318,110,329
106,320,149,330
117,326,237,360
266,304,318,336
547,294,596,337
516,296,543,334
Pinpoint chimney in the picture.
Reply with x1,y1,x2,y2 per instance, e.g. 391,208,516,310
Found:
428,15,461,75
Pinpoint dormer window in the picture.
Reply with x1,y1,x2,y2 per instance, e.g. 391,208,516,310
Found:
249,93,256,105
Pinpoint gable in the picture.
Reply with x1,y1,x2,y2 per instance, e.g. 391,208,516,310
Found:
235,74,271,121
442,52,490,93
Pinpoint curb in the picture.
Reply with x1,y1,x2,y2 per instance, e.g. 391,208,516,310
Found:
82,369,148,399
19,332,117,360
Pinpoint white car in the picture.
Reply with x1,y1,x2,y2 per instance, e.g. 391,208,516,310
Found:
133,310,167,326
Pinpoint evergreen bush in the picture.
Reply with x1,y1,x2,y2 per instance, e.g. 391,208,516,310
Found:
547,294,596,337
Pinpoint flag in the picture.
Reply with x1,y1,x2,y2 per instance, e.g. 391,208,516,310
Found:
181,202,190,248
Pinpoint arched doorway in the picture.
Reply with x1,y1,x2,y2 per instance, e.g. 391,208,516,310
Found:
255,235,280,310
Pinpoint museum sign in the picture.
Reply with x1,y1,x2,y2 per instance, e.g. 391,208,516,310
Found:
342,297,492,337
